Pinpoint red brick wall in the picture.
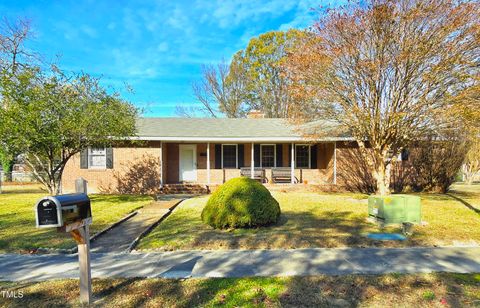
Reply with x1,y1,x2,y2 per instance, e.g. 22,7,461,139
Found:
62,141,340,192
62,142,162,193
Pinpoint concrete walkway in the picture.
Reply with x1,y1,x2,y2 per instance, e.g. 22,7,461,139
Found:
90,197,184,253
1,247,479,281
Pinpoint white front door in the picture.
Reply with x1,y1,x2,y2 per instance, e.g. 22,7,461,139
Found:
179,144,197,182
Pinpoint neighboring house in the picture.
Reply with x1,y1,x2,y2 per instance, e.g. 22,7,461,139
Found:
62,113,363,193
0,163,36,183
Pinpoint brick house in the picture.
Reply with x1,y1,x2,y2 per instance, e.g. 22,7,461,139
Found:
61,116,369,193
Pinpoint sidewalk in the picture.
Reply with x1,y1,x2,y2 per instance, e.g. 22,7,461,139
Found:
1,247,479,281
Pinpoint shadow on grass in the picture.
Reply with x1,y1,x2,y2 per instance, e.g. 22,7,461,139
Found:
446,193,480,215
2,273,479,306
177,210,378,250
277,273,480,307
447,189,480,199
182,272,480,307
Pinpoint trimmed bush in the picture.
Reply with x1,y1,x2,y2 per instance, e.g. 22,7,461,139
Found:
201,177,281,229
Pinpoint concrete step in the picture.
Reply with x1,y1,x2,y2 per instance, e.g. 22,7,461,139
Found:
160,184,209,195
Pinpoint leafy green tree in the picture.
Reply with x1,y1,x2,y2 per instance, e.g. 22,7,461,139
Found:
0,17,37,178
0,67,138,194
235,29,305,118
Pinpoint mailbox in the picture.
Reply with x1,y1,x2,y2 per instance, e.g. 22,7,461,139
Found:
35,193,91,228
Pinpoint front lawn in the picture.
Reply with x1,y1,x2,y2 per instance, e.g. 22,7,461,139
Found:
450,183,480,211
138,185,480,250
0,184,153,253
1,273,479,307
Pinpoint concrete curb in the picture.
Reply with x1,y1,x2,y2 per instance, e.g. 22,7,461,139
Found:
127,199,184,253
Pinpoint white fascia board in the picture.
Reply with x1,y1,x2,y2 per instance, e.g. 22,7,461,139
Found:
128,136,355,142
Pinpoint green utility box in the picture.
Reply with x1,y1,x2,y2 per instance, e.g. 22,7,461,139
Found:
368,194,421,225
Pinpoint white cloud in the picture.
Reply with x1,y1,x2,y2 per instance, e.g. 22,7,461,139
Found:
198,0,297,29
81,25,97,38
167,6,190,31
157,42,169,52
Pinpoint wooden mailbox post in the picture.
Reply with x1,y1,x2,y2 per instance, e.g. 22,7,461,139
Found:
34,178,92,305
66,219,92,304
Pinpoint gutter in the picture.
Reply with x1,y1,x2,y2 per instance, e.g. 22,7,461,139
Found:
127,136,356,142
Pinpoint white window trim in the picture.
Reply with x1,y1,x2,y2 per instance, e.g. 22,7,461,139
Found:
221,144,238,169
260,144,276,168
295,144,311,169
88,146,107,169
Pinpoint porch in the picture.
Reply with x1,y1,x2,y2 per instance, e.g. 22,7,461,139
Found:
159,142,338,186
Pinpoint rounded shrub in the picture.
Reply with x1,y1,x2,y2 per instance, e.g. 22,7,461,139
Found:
201,177,281,229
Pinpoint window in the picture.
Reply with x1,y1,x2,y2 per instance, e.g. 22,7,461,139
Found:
88,147,106,169
295,145,310,168
222,144,237,168
261,145,275,168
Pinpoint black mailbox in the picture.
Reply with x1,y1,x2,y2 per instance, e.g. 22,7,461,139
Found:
35,193,91,228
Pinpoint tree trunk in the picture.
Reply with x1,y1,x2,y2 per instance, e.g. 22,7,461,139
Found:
372,160,391,195
48,176,56,195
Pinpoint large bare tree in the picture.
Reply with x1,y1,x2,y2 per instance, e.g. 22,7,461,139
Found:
0,17,38,73
286,0,480,195
180,59,248,118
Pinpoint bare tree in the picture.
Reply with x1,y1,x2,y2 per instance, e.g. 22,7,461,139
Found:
0,17,38,73
286,0,480,195
187,59,247,118
174,105,199,118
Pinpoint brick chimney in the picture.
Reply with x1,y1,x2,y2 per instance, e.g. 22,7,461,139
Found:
247,110,265,119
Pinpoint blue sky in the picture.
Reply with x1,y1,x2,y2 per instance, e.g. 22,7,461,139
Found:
1,0,342,117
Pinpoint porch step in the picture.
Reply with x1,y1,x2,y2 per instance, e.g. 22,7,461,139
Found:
160,184,209,195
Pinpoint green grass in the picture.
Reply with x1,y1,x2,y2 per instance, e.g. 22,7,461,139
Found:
422,290,436,301
1,273,479,307
139,185,480,250
0,184,153,253
450,183,480,211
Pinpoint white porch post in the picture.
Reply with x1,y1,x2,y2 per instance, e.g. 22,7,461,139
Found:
333,141,337,185
207,142,211,185
251,143,254,179
291,143,295,184
160,141,163,188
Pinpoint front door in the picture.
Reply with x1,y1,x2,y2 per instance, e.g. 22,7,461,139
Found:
179,144,197,182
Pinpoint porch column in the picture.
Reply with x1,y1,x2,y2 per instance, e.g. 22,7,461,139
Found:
160,141,163,187
207,142,211,185
291,143,295,184
333,141,337,185
251,143,254,179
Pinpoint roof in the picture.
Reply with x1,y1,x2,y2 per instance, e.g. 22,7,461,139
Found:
135,117,352,142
